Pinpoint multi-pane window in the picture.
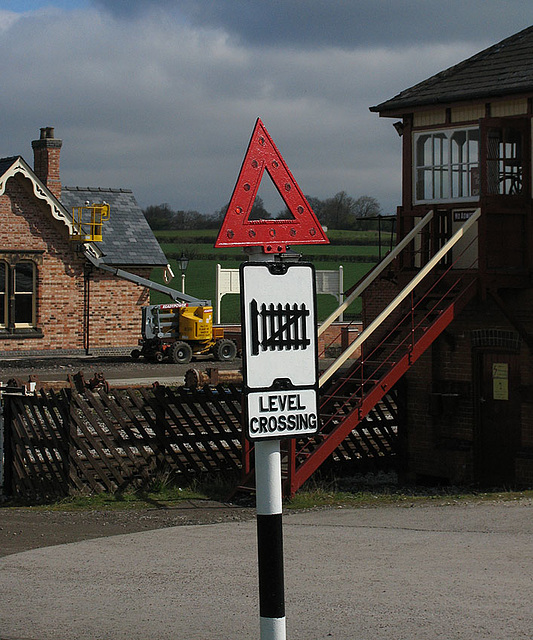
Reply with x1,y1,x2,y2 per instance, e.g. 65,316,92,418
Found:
0,262,6,328
486,126,523,196
0,260,37,330
415,128,480,203
14,262,36,326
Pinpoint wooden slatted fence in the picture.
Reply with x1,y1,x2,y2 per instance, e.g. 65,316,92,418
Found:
2,384,243,498
2,383,402,499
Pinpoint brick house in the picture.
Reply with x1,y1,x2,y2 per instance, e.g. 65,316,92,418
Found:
366,26,533,485
0,127,168,357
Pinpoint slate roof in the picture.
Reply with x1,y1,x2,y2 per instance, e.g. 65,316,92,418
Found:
0,156,20,175
61,186,168,267
371,26,533,115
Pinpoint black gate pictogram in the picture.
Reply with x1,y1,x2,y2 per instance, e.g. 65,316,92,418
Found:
250,299,310,355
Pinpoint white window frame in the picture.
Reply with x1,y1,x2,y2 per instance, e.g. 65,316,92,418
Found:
13,261,36,328
414,127,480,204
0,261,7,329
0,258,38,331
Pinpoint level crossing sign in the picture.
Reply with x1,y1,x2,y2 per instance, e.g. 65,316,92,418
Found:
240,261,319,440
216,118,329,640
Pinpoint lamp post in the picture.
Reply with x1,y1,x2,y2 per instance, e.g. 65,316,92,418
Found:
178,252,189,294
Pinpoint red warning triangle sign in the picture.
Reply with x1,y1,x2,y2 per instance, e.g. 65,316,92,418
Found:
215,118,329,253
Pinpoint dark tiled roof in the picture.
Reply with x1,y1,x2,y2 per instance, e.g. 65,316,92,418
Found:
61,186,168,267
0,156,20,174
371,26,533,114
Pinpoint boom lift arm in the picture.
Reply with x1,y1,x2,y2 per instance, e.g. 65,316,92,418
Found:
82,248,236,364
83,250,211,306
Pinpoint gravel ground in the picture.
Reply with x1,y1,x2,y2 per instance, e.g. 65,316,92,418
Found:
0,501,255,558
1,500,532,640
0,354,243,385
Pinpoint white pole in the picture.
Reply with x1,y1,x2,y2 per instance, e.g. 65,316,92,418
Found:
216,263,221,325
339,265,344,322
244,247,286,640
255,439,286,639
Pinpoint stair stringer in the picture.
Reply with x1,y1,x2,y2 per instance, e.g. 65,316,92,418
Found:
287,286,475,496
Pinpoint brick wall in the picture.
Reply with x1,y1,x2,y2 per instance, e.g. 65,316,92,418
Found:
0,174,152,356
317,322,362,359
32,127,62,199
363,273,533,486
85,267,151,353
404,324,476,484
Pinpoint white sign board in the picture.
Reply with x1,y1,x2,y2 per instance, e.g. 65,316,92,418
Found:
240,263,318,390
216,263,343,324
246,388,318,439
241,262,319,441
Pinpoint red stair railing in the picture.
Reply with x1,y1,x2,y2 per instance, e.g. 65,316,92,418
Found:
284,211,480,496
239,210,481,498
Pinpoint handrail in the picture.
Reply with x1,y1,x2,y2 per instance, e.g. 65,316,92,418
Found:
319,208,480,386
318,209,434,336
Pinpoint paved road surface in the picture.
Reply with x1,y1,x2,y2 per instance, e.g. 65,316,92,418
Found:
1,500,532,639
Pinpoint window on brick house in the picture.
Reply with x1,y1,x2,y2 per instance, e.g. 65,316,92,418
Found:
14,262,36,326
0,259,37,331
0,262,6,328
415,127,480,203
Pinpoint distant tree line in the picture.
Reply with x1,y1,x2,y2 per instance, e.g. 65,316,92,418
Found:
143,192,386,231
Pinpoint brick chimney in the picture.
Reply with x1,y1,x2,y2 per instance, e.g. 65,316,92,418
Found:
32,126,62,199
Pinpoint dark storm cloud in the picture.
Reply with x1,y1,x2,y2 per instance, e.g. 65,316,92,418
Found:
2,1,533,217
92,0,531,48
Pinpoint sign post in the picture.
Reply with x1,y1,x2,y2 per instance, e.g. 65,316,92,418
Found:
255,438,285,638
241,261,318,640
215,118,327,640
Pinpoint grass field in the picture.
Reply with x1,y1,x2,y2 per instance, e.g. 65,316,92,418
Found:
150,228,394,323
154,228,393,244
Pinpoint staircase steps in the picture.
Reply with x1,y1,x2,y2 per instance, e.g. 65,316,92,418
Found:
234,267,478,498
281,273,478,496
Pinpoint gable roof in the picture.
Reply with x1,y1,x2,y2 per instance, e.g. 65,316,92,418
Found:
60,186,168,267
371,25,533,115
0,155,75,232
0,156,20,175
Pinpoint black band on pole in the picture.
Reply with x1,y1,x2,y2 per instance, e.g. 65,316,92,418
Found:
257,513,285,619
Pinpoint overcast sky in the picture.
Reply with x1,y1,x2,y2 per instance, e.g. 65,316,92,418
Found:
1,1,533,216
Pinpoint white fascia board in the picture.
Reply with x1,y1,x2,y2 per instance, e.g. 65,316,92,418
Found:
0,157,74,235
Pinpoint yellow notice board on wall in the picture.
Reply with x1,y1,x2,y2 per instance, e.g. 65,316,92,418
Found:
492,363,509,401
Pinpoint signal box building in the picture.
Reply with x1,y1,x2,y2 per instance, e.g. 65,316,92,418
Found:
367,26,533,486
0,127,167,357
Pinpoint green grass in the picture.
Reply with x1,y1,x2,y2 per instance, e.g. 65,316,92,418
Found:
154,228,394,245
299,245,380,258
154,229,219,241
1,488,206,512
159,242,380,259
150,227,380,323
158,242,244,260
1,472,238,511
3,482,531,513
150,257,369,323
286,485,533,510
